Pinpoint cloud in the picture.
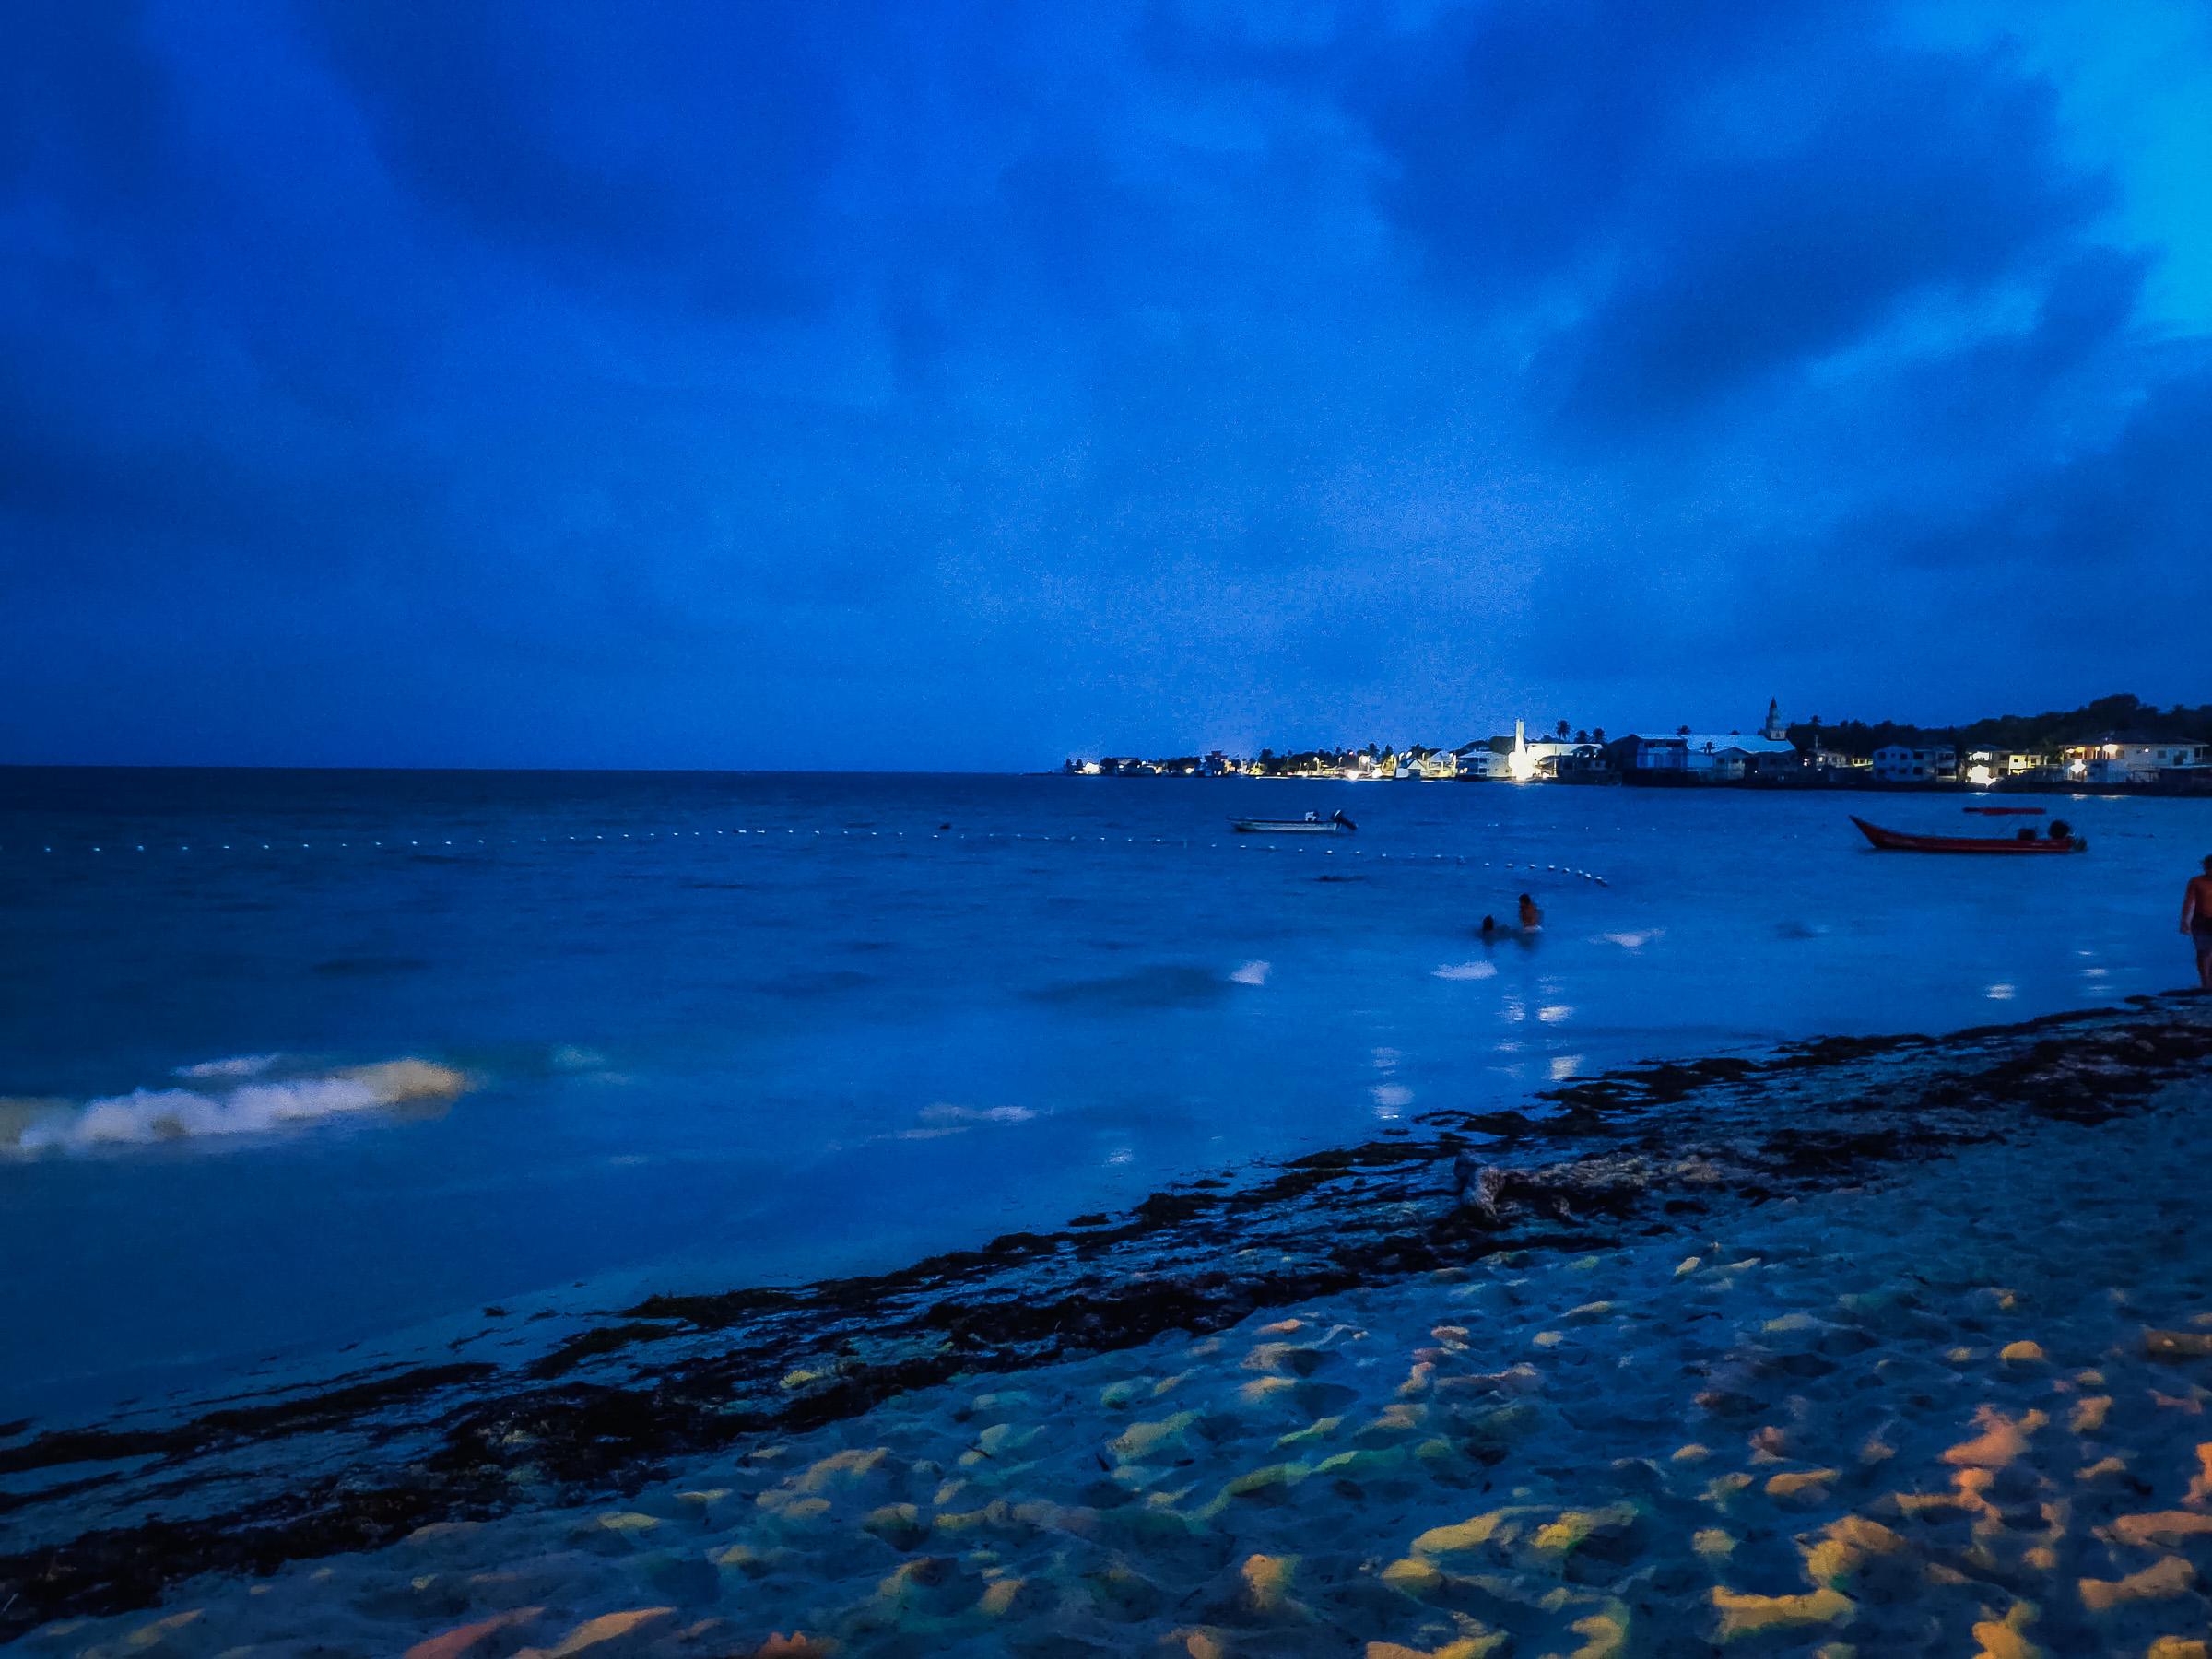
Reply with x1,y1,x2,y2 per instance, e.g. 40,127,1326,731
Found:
0,0,2206,764
300,0,855,312
1351,0,2114,428
1547,57,2107,427
1891,361,2212,586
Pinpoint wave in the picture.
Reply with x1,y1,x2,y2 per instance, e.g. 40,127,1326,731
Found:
3,1060,469,1154
890,1102,1040,1141
917,1103,1036,1125
173,1053,281,1079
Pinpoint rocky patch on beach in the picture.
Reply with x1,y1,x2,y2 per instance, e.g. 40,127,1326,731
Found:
4,994,2210,1641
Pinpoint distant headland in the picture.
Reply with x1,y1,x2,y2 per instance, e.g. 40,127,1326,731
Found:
1067,691,2212,791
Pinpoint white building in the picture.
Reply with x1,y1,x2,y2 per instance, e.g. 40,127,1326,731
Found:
1460,721,1559,782
1615,729,1795,778
1609,703,1795,779
1963,748,2057,785
1680,733,1795,779
1454,745,1508,779
1872,745,1957,782
2063,734,2210,784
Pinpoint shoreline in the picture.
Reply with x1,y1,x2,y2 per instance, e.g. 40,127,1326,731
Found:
5,991,2211,1642
1071,774,2212,797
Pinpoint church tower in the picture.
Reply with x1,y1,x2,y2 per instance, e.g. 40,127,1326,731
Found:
1762,699,1785,740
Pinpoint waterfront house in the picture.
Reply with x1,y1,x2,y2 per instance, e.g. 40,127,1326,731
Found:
1458,733,1564,780
1681,735,1792,779
1463,722,1585,780
1552,744,1618,782
1524,738,1585,776
1872,744,1957,782
1597,704,1796,780
1604,734,1688,773
1454,742,1508,780
1740,746,1808,780
1804,747,1865,783
1963,747,2061,785
2063,732,2211,784
1610,732,1795,779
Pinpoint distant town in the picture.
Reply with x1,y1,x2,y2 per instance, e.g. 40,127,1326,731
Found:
1067,692,2212,791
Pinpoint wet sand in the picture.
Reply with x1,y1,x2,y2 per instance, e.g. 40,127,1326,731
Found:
7,993,2212,1656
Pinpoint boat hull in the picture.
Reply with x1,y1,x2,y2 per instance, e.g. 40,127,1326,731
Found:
1851,816,2083,853
1230,818,1355,835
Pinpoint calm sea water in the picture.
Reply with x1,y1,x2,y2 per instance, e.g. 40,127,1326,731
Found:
3,767,2206,1422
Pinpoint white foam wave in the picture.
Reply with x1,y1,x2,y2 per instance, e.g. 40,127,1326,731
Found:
1432,961,1499,981
1229,960,1271,985
6,1060,469,1153
918,1103,1036,1125
173,1053,282,1078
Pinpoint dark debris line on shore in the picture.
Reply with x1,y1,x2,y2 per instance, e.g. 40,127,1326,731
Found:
4,994,2211,1637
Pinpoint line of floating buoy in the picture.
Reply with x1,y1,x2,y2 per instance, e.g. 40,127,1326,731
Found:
4,833,1609,884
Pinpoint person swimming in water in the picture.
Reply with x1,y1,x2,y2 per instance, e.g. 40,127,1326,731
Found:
1518,892,1543,930
2183,853,2212,992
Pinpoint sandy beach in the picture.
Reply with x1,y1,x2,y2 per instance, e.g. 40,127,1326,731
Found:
10,994,2212,1657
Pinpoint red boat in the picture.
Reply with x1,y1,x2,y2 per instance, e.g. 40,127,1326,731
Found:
1852,816,2086,853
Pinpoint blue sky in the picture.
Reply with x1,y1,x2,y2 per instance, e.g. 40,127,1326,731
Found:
3,0,2207,769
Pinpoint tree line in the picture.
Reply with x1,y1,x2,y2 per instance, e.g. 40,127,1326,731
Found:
1788,693,2211,759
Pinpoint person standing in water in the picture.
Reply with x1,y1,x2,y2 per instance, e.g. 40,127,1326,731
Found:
2183,855,2212,991
1518,892,1544,931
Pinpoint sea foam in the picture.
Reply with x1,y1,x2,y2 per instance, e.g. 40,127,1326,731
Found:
173,1053,281,1078
6,1060,468,1153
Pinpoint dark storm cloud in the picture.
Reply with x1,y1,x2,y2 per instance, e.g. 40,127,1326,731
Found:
1350,0,2111,426
0,0,2204,766
1546,63,2105,426
1895,361,2212,582
1354,0,1795,286
300,0,854,312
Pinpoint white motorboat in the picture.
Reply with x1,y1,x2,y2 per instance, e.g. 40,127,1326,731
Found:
1228,810,1357,835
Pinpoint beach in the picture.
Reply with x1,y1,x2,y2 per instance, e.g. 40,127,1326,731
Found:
9,0,2212,1646
8,991,2212,1655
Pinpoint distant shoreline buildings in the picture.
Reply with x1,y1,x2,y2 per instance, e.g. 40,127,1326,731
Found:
1066,696,2212,792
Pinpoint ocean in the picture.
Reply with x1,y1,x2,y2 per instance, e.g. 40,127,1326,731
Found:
3,767,2206,1429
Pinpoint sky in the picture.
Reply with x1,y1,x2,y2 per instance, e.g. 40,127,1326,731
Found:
3,0,2208,770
